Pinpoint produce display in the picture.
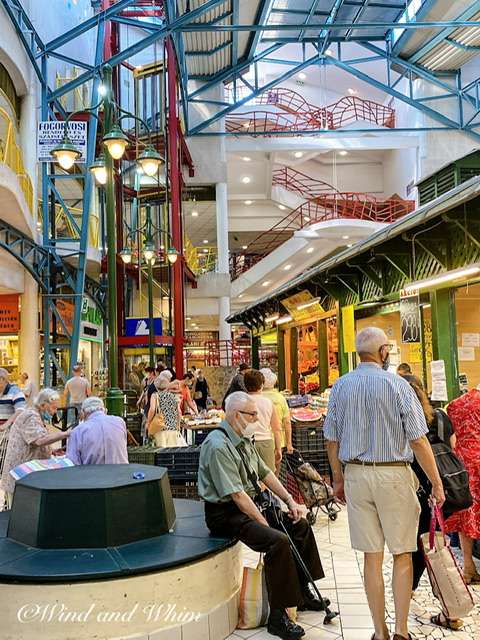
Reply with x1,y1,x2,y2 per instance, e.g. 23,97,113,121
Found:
183,409,223,428
291,407,324,422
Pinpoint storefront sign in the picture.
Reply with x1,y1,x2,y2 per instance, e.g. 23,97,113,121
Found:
341,305,356,353
281,290,324,321
125,317,163,337
37,121,87,163
400,289,421,343
0,294,19,333
80,298,103,343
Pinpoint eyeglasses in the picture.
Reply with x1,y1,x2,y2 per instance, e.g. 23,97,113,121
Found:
380,343,393,351
239,410,258,417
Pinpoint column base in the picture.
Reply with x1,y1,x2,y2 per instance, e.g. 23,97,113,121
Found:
105,387,124,416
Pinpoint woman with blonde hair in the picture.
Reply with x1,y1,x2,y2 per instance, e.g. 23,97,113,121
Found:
0,389,71,508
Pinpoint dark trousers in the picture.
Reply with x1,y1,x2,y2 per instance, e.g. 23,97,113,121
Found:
205,501,324,609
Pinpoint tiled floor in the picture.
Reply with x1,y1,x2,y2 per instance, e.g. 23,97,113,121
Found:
227,508,480,640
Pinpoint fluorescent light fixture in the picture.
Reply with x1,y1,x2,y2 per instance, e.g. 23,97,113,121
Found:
244,200,253,205
278,204,286,210
294,151,304,158
238,294,243,299
304,216,310,222
242,156,251,162
297,297,320,311
242,245,248,250
192,210,199,217
203,239,208,244
325,49,333,56
276,315,293,325
265,313,280,323
262,281,270,287
403,265,480,293
348,88,358,95
338,150,348,156
243,122,250,128
242,176,251,184
298,72,307,80
284,264,292,271
203,249,209,253
306,247,314,254
342,235,350,240
421,303,431,309
347,243,353,248
186,317,191,321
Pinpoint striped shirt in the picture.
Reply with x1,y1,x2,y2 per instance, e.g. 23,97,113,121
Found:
0,383,26,423
323,363,428,463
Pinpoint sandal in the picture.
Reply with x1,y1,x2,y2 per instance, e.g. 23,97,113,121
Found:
430,613,463,630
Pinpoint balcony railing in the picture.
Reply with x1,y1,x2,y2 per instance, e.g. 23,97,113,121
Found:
0,107,33,212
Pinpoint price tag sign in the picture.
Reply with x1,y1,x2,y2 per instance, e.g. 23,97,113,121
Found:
400,289,421,344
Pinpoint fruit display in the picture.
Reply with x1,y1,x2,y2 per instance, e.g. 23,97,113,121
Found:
290,407,324,422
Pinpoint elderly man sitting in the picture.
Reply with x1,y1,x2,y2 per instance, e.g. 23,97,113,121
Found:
199,391,325,640
66,397,128,465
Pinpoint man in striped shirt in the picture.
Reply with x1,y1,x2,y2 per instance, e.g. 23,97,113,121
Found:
0,368,27,483
324,327,444,640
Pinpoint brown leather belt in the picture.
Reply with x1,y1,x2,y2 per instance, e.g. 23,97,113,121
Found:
346,460,410,467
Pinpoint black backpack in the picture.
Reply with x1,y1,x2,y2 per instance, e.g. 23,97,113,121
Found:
429,410,473,514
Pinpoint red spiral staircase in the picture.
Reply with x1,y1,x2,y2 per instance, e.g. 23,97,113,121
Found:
226,88,395,134
229,166,415,280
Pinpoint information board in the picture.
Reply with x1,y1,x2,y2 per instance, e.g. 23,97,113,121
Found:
37,121,87,163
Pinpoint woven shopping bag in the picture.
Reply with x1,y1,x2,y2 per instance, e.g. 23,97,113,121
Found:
420,504,475,620
237,555,270,629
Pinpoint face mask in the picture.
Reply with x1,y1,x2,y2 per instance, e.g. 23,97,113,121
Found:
237,414,257,438
381,352,390,371
41,411,52,423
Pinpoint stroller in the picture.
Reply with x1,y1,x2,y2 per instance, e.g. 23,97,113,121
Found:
280,449,341,525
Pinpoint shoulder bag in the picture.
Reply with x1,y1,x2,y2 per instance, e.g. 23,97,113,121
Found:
147,393,165,436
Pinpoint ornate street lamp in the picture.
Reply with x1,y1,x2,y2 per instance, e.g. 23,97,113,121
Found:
89,154,107,185
52,137,81,170
102,124,129,160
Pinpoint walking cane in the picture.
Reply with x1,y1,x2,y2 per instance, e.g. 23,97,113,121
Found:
274,511,339,624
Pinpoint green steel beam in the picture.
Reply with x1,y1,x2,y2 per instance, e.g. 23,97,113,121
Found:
290,328,299,394
430,288,459,400
277,328,286,390
317,319,329,392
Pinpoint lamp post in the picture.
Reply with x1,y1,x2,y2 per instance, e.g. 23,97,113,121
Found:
51,64,163,416
120,203,178,369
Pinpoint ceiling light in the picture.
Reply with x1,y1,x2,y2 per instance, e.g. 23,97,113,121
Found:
186,317,191,321
262,281,270,287
348,88,358,95
203,249,209,253
276,315,293,325
403,265,480,294
284,264,292,271
298,72,307,80
265,313,280,323
242,176,251,184
203,239,208,244
325,49,333,56
192,210,199,217
294,151,304,158
278,204,286,211
306,247,314,254
238,294,243,298
347,243,353,248
244,200,253,205
304,216,310,222
242,156,251,162
297,297,320,311
243,122,250,128
342,235,350,240
338,150,348,156
242,245,248,250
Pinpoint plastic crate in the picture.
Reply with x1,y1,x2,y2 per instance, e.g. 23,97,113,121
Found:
155,446,200,480
291,421,326,452
127,446,160,465
192,429,212,446
125,413,143,430
170,481,200,501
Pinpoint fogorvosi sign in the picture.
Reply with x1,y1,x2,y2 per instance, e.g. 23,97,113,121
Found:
37,121,87,163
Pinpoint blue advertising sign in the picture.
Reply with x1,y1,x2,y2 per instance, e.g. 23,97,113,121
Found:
125,317,163,337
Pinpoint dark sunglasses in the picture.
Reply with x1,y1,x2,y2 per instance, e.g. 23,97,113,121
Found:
239,410,258,417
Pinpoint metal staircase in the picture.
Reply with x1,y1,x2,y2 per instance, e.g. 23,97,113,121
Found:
225,87,396,134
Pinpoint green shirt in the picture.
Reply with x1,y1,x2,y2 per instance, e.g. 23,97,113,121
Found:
198,420,271,503
262,389,290,421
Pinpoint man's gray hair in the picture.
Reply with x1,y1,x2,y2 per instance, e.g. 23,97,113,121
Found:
81,396,105,416
260,368,277,390
225,391,255,414
0,368,9,381
34,388,60,408
355,327,389,356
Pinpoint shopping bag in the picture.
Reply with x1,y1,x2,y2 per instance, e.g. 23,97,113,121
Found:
420,504,474,620
237,555,270,629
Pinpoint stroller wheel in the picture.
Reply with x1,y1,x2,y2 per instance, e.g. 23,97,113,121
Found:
328,512,338,522
306,511,316,525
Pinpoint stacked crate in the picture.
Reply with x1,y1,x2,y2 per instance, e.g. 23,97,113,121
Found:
127,446,160,466
155,446,201,500
291,419,331,477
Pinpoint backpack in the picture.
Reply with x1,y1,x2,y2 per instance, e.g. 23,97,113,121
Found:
428,410,473,514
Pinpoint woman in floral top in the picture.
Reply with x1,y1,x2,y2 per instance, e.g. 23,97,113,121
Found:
147,375,181,447
0,388,71,507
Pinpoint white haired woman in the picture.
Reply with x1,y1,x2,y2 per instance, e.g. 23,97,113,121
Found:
147,375,186,447
260,368,293,454
0,389,71,508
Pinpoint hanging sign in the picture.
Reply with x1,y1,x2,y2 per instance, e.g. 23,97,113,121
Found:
341,305,356,353
125,317,163,337
400,288,421,343
430,359,448,401
80,298,103,343
281,290,324,321
0,294,20,333
37,121,87,163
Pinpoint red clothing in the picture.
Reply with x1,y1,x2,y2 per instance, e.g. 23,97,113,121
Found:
445,389,480,538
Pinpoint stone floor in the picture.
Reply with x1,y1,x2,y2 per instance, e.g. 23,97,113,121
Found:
227,508,480,640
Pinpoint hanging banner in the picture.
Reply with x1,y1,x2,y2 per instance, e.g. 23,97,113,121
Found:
0,294,20,333
37,121,87,163
80,298,103,343
341,305,356,353
430,359,448,401
400,288,421,343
